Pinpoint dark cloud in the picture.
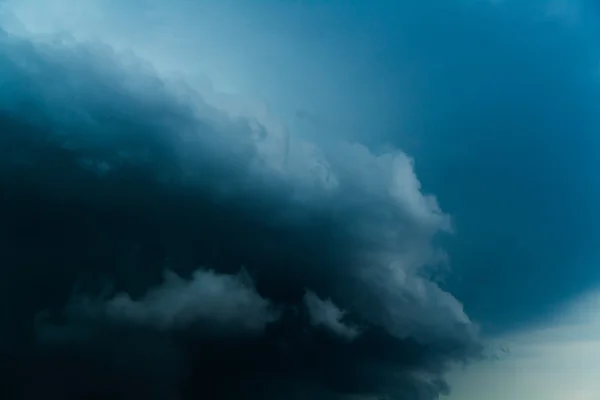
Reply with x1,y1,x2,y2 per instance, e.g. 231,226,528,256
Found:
0,28,480,399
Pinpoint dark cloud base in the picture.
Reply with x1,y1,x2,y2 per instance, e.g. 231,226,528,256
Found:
0,29,479,399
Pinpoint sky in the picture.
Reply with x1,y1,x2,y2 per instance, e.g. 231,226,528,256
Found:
0,0,599,399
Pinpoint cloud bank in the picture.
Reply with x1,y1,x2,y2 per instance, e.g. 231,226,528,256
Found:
0,16,479,400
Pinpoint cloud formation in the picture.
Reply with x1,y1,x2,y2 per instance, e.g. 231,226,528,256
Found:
78,269,278,335
0,16,479,400
303,290,361,341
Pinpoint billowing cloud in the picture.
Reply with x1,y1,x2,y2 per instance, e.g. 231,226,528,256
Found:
0,6,481,400
0,2,595,399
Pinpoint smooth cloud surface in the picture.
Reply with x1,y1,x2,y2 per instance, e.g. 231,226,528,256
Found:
0,10,479,400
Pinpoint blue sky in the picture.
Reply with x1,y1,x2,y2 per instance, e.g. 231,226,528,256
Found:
1,0,600,398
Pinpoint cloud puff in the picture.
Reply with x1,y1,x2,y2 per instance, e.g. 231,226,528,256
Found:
303,290,361,341
0,23,479,400
75,269,279,335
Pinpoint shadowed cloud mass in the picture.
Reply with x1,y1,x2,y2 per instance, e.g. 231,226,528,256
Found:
0,23,479,400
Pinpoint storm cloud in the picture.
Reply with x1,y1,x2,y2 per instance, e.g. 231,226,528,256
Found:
0,21,481,400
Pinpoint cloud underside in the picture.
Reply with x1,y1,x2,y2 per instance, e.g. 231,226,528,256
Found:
0,29,479,399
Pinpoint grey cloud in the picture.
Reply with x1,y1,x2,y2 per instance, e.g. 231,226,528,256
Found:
303,290,361,341
75,269,279,335
0,20,480,400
